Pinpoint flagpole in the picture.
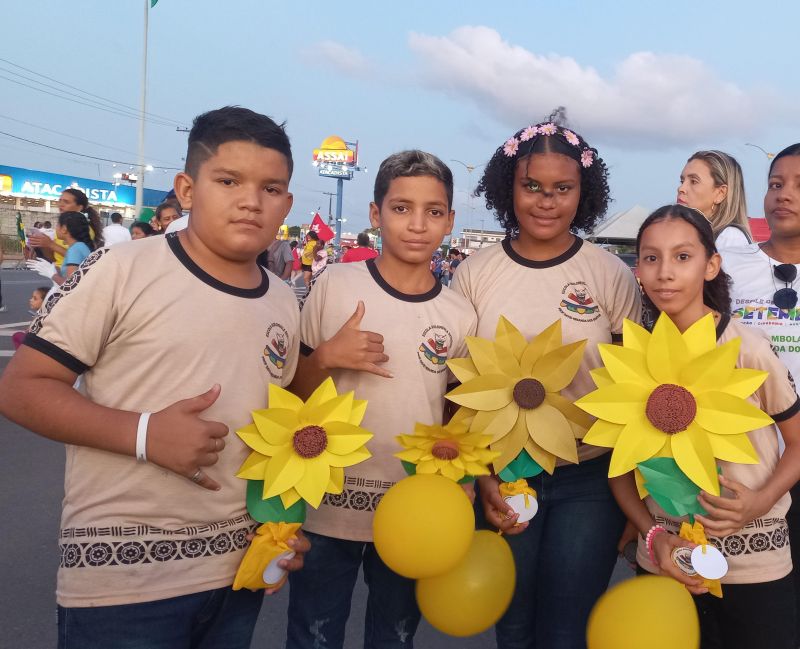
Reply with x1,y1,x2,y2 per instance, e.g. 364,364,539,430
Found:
134,0,149,220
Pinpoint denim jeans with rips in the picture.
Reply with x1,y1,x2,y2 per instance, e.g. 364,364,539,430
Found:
286,531,420,649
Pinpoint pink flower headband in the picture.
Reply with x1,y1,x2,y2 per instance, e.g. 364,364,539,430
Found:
502,123,594,168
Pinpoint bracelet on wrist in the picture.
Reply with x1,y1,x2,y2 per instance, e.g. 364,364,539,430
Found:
645,524,668,565
136,412,152,463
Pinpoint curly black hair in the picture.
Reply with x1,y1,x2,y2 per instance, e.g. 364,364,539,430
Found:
475,116,611,238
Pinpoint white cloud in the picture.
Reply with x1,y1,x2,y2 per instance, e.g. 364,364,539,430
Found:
407,26,773,148
303,40,372,78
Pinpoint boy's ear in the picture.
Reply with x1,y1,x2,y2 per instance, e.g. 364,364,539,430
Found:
368,202,381,229
173,172,194,210
705,252,722,281
445,209,455,235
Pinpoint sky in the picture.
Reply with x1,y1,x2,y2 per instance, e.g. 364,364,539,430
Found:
1,0,797,235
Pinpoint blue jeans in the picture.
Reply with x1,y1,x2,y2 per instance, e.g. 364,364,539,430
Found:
481,453,625,649
286,531,420,649
57,586,263,649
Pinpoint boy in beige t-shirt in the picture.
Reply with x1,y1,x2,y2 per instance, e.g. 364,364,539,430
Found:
286,150,477,649
0,107,310,648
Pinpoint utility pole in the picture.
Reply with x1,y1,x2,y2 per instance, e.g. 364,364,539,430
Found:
134,0,149,219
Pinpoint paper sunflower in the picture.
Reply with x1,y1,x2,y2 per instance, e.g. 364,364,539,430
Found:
236,378,373,508
394,419,499,482
576,314,772,495
446,317,592,474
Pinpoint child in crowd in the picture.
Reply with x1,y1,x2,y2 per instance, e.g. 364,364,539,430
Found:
0,106,309,649
11,286,49,350
286,150,478,649
616,204,800,649
451,119,641,649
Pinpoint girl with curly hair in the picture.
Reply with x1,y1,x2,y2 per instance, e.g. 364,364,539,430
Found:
450,119,641,649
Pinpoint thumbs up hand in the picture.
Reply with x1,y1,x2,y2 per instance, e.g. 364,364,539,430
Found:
147,384,229,490
317,301,392,378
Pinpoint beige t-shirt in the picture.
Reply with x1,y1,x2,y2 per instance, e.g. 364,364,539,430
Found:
450,237,642,462
637,319,799,584
24,233,300,607
300,259,478,541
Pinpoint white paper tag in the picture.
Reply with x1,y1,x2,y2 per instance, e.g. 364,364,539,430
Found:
262,550,295,586
504,493,538,523
691,545,728,580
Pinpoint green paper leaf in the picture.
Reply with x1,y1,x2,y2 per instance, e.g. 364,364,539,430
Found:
637,458,716,523
498,449,544,482
246,480,306,523
400,460,475,484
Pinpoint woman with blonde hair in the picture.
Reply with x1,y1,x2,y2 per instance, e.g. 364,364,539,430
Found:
677,149,752,250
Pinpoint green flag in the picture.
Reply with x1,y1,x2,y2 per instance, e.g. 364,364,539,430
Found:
15,211,25,244
150,0,158,7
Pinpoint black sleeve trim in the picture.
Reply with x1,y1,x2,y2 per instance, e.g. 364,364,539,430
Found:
772,397,800,423
300,342,315,357
611,332,623,343
22,333,89,374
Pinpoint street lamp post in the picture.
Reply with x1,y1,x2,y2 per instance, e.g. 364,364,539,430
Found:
450,159,485,241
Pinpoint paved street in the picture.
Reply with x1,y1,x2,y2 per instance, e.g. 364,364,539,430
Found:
0,268,630,649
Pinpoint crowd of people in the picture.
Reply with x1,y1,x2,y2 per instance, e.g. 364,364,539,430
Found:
0,104,799,649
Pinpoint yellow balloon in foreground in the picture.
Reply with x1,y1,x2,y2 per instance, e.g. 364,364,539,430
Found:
587,576,699,649
373,474,474,579
416,530,516,637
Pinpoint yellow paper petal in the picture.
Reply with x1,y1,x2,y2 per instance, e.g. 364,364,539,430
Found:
263,447,305,500
324,421,373,455
680,339,739,394
475,400,519,442
304,377,339,409
495,316,528,361
395,448,426,463
574,382,650,424
446,374,513,411
545,393,595,432
528,403,579,464
682,313,718,359
279,487,302,508
531,339,587,393
524,438,557,474
598,344,655,387
590,367,615,388
349,399,368,426
465,336,503,376
622,319,651,353
647,314,688,384
252,408,297,445
520,320,563,375
721,368,770,400
294,455,331,508
695,391,774,434
707,432,760,465
301,392,355,426
447,357,480,383
608,416,669,478
582,419,625,448
672,421,720,496
327,466,344,493
268,383,305,412
492,411,530,473
237,423,282,456
634,468,648,499
450,406,476,426
236,451,270,480
326,446,371,467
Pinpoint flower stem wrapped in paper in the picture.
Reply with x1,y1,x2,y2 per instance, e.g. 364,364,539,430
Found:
575,313,773,597
444,317,592,520
232,377,373,590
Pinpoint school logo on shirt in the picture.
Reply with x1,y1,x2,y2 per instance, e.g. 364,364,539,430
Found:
558,281,601,323
418,325,452,374
263,323,289,379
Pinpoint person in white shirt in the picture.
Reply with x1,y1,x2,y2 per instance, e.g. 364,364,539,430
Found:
677,150,753,251
102,213,132,247
40,220,56,240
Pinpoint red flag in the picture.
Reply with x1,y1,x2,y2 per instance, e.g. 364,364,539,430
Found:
310,213,335,242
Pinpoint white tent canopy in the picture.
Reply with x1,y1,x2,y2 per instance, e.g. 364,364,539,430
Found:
589,205,651,243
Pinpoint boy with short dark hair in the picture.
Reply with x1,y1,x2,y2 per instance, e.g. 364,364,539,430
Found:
287,149,477,649
0,106,309,649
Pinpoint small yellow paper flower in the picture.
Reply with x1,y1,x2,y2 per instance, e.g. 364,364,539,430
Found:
236,378,373,508
394,419,499,482
576,314,772,496
445,317,592,474
233,522,300,591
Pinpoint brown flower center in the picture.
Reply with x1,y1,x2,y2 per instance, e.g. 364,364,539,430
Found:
645,384,697,434
513,378,546,410
293,425,328,458
431,439,460,461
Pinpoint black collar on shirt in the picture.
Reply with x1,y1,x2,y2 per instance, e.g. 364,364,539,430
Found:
365,258,442,302
502,235,583,268
167,232,270,298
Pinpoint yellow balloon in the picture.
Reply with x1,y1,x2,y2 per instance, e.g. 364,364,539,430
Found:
587,576,699,649
416,530,515,637
373,474,474,579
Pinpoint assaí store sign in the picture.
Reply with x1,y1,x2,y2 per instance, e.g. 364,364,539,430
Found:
0,164,136,205
312,136,355,165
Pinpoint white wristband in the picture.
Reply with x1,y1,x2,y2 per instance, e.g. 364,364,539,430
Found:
136,412,151,463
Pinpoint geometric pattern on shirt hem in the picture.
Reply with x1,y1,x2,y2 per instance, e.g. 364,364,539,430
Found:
59,513,253,539
655,515,790,557
321,483,396,512
59,522,257,569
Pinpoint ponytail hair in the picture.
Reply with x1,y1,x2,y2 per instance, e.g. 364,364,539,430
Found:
58,211,95,251
62,187,105,247
636,204,731,328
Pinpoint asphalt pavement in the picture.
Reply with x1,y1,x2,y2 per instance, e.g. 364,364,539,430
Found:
0,268,630,649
